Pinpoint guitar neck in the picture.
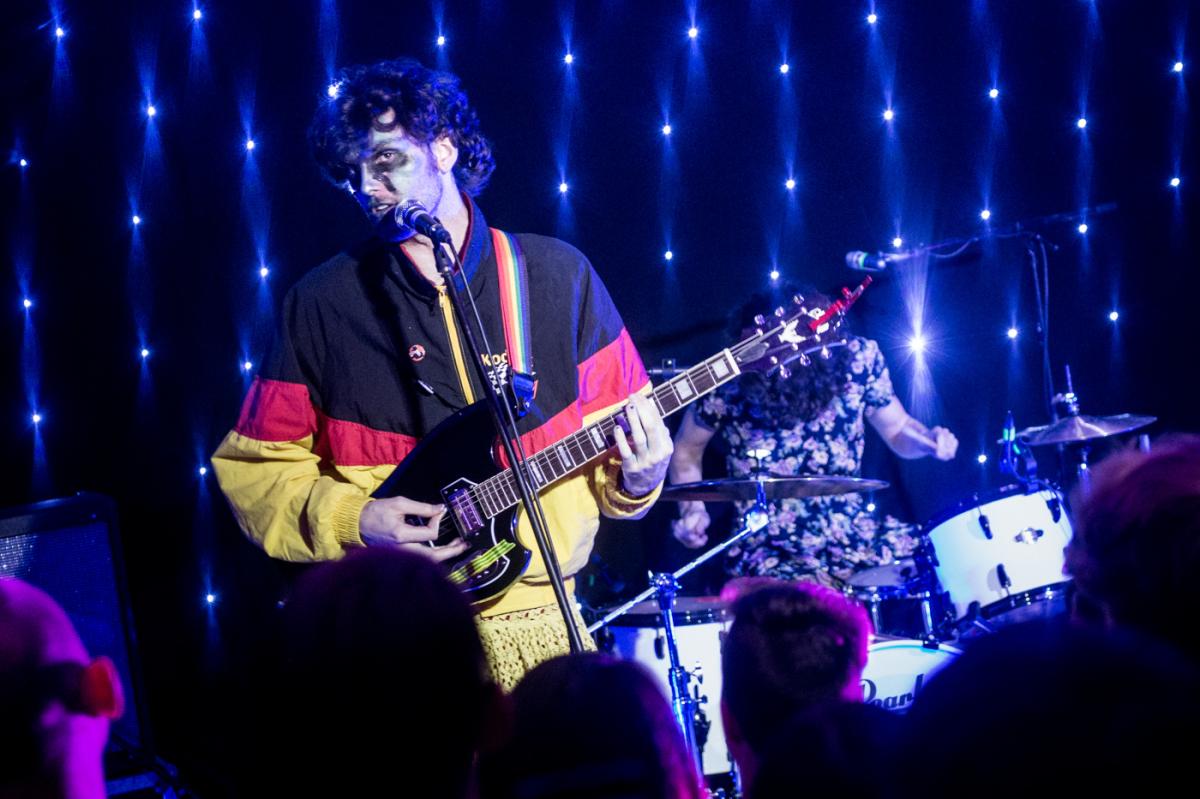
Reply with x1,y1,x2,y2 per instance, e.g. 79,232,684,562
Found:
469,349,743,518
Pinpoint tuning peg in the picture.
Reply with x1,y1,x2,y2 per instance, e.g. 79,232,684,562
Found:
774,307,785,318
753,313,766,326
792,294,805,305
820,346,831,360
778,364,791,379
769,356,779,365
799,354,811,366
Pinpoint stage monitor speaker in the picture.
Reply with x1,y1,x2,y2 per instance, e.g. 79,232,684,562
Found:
0,492,149,754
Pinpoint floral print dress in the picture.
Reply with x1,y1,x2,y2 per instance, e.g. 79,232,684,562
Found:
695,336,917,586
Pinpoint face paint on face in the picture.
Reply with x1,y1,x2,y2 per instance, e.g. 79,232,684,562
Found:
349,109,447,243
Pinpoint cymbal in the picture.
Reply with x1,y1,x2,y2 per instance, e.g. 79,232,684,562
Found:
1016,414,1156,446
661,476,889,502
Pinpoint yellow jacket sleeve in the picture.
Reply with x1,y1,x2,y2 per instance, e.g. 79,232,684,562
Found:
591,456,662,520
212,430,371,562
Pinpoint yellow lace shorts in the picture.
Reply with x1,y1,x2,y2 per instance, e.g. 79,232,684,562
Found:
476,602,596,692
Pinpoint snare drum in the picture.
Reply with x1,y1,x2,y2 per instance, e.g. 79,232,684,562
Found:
924,485,1072,628
860,639,960,713
845,560,944,640
601,597,732,777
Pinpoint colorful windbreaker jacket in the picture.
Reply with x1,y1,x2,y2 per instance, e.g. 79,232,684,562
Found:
212,199,659,616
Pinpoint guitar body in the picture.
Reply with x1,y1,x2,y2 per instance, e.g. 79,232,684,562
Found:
372,401,531,604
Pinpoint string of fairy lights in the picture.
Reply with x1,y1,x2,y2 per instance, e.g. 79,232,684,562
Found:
9,4,1190,605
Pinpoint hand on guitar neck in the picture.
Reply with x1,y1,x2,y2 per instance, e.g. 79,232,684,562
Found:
612,393,674,498
360,496,469,562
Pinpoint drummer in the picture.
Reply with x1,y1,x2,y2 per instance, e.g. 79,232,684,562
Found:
669,286,959,589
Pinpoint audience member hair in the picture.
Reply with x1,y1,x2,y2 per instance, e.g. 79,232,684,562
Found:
0,578,123,799
895,619,1200,795
1065,434,1200,662
479,653,704,799
258,548,495,797
721,583,870,755
750,700,901,799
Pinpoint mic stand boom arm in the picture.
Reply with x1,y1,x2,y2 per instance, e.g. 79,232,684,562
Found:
433,240,585,654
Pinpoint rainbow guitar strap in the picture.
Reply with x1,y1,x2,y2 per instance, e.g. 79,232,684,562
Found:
490,228,537,417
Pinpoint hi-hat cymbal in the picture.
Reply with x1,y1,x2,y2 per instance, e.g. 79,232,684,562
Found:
661,476,889,502
1016,413,1156,446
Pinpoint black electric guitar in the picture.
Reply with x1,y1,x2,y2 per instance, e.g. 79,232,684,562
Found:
372,279,872,603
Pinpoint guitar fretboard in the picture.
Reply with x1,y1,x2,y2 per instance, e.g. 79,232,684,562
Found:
465,349,742,518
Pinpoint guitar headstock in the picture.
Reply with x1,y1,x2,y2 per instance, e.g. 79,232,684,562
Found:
730,278,872,376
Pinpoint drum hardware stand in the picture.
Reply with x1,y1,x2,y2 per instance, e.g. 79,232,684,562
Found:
588,490,770,774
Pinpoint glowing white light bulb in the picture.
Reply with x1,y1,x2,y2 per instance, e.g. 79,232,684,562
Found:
193,8,202,21
245,138,256,151
989,88,1000,99
146,104,157,118
980,209,992,221
19,158,28,167
558,181,569,194
663,250,674,261
1007,327,1019,340
1170,177,1181,188
1108,310,1119,322
977,453,988,465
564,53,574,65
55,26,65,39
687,26,699,39
779,63,790,74
32,413,42,425
140,348,150,359
22,298,32,310
205,593,216,603
908,334,927,354
662,123,672,136
199,467,208,477
436,35,446,47
1077,223,1088,234
132,214,142,226
259,266,270,278
785,178,796,190
892,237,904,249
883,108,895,121
242,360,253,372
769,269,781,281
327,82,340,99
1173,61,1184,73
1076,117,1087,129
867,13,878,25
866,502,877,513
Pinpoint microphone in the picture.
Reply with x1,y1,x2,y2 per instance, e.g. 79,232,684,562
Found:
394,200,453,245
844,249,921,272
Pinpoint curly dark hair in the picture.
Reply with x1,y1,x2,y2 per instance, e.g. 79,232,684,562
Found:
309,58,496,196
729,283,855,426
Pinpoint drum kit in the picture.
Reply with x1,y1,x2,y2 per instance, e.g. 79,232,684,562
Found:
590,405,1155,786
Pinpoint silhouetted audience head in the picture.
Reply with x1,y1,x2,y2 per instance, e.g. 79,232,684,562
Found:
480,653,704,799
750,700,900,799
0,578,124,799
720,583,871,791
1066,435,1200,662
896,620,1200,795
262,548,495,797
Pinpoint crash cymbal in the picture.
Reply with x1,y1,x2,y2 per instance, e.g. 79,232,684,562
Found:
1016,413,1156,446
661,476,889,502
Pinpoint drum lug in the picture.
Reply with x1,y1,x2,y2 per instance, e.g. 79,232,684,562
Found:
1045,495,1063,522
978,513,993,539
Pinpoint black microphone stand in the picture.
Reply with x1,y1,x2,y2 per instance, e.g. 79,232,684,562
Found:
432,237,585,654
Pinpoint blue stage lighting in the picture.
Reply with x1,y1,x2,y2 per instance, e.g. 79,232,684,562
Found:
22,298,32,310
977,453,988,465
688,26,699,39
785,178,796,190
1077,223,1088,234
662,123,672,136
1170,177,1181,188
980,209,992,221
198,466,208,477
245,138,256,151
989,88,1000,99
908,334,927,354
1108,310,1119,322
558,181,569,194
867,13,878,25
564,53,574,65
1007,327,1019,340
780,63,790,74
892,237,904,248
769,269,780,281
132,214,142,226
55,26,65,39
883,108,895,121
205,593,216,604
146,104,158,118
32,412,43,425
1174,61,1184,73
437,35,446,47
664,250,674,261
242,360,254,372
866,502,876,513
19,158,28,168
327,82,340,99
140,348,150,359
259,266,270,278
1076,117,1087,129
192,8,202,21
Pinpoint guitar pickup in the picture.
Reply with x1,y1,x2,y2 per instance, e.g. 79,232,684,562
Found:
445,487,484,537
